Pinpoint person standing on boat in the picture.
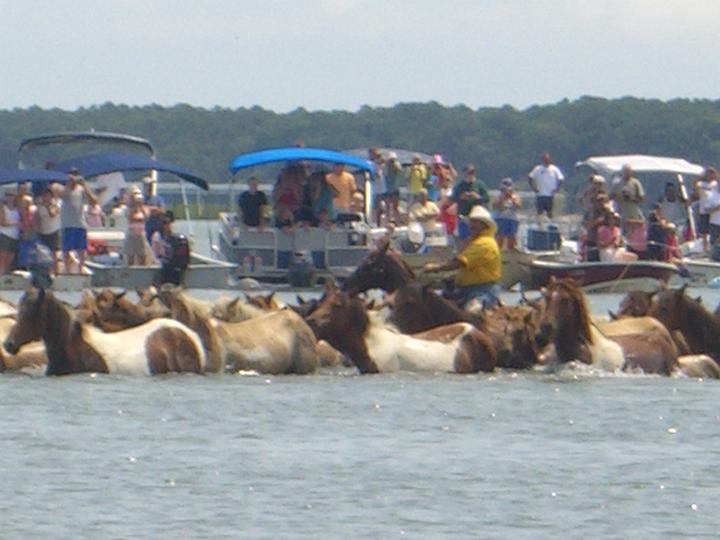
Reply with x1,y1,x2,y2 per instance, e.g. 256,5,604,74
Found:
60,168,97,274
423,205,501,308
36,186,61,276
528,152,564,219
408,188,440,233
658,182,688,230
384,152,403,223
325,163,357,214
610,164,646,256
0,187,20,274
406,155,427,202
697,167,717,251
237,177,268,230
492,178,521,250
142,176,166,243
309,170,336,226
368,148,388,226
452,164,489,249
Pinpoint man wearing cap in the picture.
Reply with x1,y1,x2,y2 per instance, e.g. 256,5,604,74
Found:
60,168,98,273
451,164,490,248
528,152,564,218
424,205,501,308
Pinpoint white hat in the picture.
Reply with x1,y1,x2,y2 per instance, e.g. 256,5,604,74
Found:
387,151,398,160
465,205,496,229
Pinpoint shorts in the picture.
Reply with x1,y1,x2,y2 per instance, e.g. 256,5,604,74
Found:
124,233,148,258
456,283,501,309
0,233,18,253
699,213,710,235
62,227,87,252
456,220,471,240
39,232,59,252
536,196,554,217
495,217,519,237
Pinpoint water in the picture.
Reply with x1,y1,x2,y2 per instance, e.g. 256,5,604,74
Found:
3,221,720,538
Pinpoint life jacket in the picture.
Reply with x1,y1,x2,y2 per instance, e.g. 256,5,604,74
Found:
166,234,190,269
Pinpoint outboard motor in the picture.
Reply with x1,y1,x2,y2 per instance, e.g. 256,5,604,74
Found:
26,242,53,289
287,250,315,288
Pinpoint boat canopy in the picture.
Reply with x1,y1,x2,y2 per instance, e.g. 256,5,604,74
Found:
229,148,373,176
576,155,705,177
344,148,434,167
0,169,68,185
51,152,209,190
18,131,155,157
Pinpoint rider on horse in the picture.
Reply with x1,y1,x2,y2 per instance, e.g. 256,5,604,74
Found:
424,205,502,308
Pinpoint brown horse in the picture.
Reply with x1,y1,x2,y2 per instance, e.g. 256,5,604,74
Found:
650,286,720,363
387,282,538,369
541,278,678,374
342,241,415,294
4,288,207,376
306,284,495,374
0,318,46,372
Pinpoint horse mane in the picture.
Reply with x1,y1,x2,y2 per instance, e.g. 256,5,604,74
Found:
549,278,593,345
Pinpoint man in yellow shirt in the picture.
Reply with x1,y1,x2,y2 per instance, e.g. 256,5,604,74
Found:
424,205,502,307
325,163,357,213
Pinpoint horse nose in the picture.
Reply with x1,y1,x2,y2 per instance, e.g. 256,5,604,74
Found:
4,338,17,355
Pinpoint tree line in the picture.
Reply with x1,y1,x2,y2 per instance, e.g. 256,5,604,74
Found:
1,96,719,210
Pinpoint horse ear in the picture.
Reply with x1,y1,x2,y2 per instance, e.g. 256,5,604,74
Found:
524,312,533,325
379,240,390,253
366,299,376,310
519,292,528,305
324,280,337,295
608,310,618,321
296,294,305,305
679,283,688,295
229,296,240,308
267,292,276,303
695,296,702,304
115,290,127,301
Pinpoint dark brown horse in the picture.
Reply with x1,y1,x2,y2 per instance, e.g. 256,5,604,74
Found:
650,286,720,363
306,284,495,374
388,282,539,369
342,241,415,294
4,288,207,376
542,278,678,374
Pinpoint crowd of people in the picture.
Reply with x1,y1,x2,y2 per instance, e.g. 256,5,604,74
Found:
0,168,175,276
577,164,720,266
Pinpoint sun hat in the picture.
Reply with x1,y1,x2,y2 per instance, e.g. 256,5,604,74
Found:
432,154,445,165
387,151,398,160
464,205,496,229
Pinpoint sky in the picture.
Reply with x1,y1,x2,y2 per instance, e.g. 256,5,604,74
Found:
1,0,719,113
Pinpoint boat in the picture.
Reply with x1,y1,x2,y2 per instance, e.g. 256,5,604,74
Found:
526,259,679,293
219,147,454,286
576,154,720,287
16,131,237,290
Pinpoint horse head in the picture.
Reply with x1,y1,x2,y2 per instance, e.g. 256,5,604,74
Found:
649,284,689,331
617,290,657,317
306,282,369,347
5,287,49,354
540,278,594,363
342,242,415,295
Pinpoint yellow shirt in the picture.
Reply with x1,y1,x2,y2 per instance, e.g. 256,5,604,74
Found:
326,171,357,212
455,230,502,286
407,164,427,194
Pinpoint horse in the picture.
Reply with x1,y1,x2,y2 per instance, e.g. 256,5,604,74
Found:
342,241,415,294
540,278,678,374
4,288,207,376
161,288,318,375
0,317,46,372
650,285,720,363
306,284,496,374
387,282,538,369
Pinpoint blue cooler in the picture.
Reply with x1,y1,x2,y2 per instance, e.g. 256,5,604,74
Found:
526,225,561,251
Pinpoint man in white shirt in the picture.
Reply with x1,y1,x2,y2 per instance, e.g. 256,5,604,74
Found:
409,188,440,233
528,152,565,218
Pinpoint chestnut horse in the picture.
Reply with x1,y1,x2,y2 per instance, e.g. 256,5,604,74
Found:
541,278,678,374
0,317,46,372
342,241,415,294
4,288,207,376
306,284,496,374
388,282,538,369
650,286,720,363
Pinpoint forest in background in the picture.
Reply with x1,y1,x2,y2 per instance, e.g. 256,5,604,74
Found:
1,96,720,209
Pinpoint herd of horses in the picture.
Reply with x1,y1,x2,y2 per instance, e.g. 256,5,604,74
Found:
2,242,720,379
